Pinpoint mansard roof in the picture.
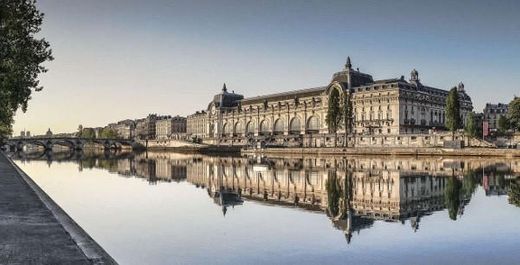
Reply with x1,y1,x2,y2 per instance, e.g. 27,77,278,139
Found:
208,89,244,110
240,86,326,104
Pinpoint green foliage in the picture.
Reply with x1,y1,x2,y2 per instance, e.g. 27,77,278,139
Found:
508,97,520,130
326,88,343,134
464,112,479,138
497,115,510,134
445,176,462,221
326,171,341,217
0,0,53,138
445,87,462,134
79,128,96,139
99,128,120,139
508,179,520,208
342,92,353,134
462,169,480,198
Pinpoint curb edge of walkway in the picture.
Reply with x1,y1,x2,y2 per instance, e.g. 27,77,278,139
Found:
1,152,118,265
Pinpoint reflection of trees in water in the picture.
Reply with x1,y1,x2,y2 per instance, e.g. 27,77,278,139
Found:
80,157,97,170
326,170,341,218
445,176,463,220
509,179,520,207
462,169,480,198
97,159,119,172
444,168,488,220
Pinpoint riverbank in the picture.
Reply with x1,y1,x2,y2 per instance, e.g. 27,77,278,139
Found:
146,145,242,155
0,152,117,265
241,146,520,157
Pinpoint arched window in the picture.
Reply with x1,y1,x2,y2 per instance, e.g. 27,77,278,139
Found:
259,120,270,134
289,117,301,134
222,123,229,136
234,122,242,134
273,118,285,134
246,121,256,134
306,116,320,132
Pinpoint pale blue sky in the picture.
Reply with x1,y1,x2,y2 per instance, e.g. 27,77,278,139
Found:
14,0,520,135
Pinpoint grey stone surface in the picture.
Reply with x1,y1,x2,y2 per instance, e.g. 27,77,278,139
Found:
0,153,91,265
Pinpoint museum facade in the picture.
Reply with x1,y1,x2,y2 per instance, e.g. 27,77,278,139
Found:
187,58,473,146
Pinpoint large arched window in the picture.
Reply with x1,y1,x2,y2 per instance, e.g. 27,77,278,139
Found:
259,120,270,135
306,116,320,132
222,123,229,136
289,117,301,134
246,120,257,134
273,118,285,134
234,122,242,135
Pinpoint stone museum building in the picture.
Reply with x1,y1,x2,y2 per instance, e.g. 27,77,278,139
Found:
187,58,473,146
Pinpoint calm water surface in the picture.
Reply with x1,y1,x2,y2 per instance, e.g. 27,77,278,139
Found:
12,151,520,265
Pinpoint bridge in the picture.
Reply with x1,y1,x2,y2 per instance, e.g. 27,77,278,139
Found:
3,137,138,152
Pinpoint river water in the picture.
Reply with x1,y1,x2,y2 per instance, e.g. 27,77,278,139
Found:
11,151,520,265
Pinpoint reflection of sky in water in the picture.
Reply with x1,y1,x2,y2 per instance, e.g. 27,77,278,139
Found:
14,155,520,265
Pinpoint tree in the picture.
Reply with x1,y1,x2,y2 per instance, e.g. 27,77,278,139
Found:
445,87,462,137
508,97,520,131
497,115,510,134
99,128,119,139
326,88,343,146
0,0,53,139
342,92,353,147
464,112,478,138
79,128,96,139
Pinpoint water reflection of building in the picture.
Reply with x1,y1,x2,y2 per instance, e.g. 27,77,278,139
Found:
19,151,519,243
183,155,510,243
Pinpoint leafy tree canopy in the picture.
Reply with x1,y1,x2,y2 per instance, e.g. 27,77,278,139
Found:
79,128,96,139
445,87,462,135
0,0,53,139
464,112,479,138
326,88,343,134
497,115,510,134
508,97,520,130
99,128,120,139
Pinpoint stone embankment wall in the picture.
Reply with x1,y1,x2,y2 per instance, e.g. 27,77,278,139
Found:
242,146,520,158
211,132,494,149
140,139,205,149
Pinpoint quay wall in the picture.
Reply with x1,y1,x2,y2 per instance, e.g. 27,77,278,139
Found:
242,147,520,158
0,152,118,264
211,132,494,149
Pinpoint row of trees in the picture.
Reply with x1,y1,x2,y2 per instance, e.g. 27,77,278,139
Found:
0,0,53,140
77,127,120,139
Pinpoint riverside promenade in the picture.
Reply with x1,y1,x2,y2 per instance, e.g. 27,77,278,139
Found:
0,153,117,265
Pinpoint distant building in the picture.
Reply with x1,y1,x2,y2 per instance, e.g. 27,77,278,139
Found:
187,111,207,140
45,128,53,137
135,114,159,140
483,103,508,131
20,131,25,138
155,116,187,140
107,119,135,139
26,131,31,137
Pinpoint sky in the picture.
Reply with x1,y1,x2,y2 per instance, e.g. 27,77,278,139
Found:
13,0,520,135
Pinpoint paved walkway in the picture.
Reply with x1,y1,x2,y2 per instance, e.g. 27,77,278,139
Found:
0,153,91,265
